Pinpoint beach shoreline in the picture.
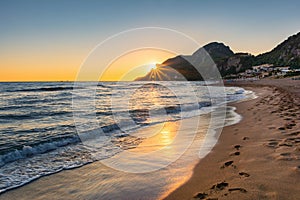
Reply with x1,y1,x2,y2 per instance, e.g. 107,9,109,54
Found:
0,104,242,200
0,79,299,200
165,78,300,200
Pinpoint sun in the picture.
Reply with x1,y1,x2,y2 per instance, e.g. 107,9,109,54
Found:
148,63,157,72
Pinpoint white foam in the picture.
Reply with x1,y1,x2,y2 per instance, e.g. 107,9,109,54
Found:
0,85,254,194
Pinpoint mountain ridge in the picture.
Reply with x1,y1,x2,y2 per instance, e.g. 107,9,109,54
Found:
135,32,300,81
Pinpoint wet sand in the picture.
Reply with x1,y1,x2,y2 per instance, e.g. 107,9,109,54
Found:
0,115,213,200
1,78,299,200
165,78,300,200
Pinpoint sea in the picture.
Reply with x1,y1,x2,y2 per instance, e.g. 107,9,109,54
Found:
0,81,255,197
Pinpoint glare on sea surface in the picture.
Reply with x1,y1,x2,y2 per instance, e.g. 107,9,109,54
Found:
129,122,179,153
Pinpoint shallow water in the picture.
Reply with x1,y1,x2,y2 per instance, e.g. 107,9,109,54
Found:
0,81,254,194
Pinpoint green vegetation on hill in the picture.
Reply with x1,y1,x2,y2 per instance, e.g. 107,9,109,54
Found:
255,32,300,68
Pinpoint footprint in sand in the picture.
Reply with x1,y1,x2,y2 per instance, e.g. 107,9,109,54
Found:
231,145,242,156
230,152,240,156
278,142,293,147
294,138,300,143
286,123,296,129
277,157,294,161
228,188,247,193
239,172,250,177
287,131,300,136
196,182,248,199
284,137,298,143
221,161,235,169
266,141,278,148
193,181,229,199
276,152,294,161
210,181,229,191
194,192,208,199
280,152,291,156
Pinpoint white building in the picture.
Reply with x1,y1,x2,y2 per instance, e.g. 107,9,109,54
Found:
252,64,274,72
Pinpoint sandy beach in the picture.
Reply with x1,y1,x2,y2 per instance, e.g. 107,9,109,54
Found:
0,78,299,200
2,0,300,199
165,78,300,200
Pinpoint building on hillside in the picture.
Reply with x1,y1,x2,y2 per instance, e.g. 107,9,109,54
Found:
275,67,291,76
252,64,274,72
275,66,290,71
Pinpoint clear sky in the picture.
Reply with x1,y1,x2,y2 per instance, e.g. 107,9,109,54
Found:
1,0,300,81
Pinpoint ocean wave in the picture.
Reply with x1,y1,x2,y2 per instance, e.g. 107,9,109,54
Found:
0,105,36,111
0,110,73,120
6,86,82,93
26,86,76,92
0,104,208,166
0,83,252,195
97,83,113,88
0,143,100,194
0,136,80,167
159,95,177,99
0,99,220,166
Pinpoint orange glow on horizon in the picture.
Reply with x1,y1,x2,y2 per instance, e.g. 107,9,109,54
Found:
100,49,175,81
0,48,85,82
0,48,175,82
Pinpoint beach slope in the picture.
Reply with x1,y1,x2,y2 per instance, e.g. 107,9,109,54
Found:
165,78,300,200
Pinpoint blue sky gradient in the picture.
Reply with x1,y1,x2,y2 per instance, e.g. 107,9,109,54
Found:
1,0,300,53
1,0,300,80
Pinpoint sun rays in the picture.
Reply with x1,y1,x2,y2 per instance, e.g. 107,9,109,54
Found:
147,65,182,81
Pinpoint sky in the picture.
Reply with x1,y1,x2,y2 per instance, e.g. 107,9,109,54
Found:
0,0,300,81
